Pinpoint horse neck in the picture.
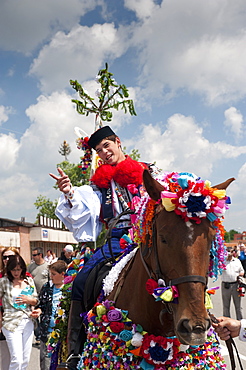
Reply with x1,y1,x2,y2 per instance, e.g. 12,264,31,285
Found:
107,248,175,337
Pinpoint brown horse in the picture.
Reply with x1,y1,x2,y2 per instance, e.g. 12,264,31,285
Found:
76,170,234,369
106,170,234,346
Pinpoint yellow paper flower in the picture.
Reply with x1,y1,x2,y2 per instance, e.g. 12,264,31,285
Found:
162,198,175,212
204,180,211,188
205,292,213,310
57,308,64,316
96,304,106,317
160,288,173,302
212,189,226,199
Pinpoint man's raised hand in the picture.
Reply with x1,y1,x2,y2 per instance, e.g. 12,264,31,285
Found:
49,167,72,194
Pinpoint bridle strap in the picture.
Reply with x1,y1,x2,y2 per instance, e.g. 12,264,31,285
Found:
169,275,206,286
151,213,207,287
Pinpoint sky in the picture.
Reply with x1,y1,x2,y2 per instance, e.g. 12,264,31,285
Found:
0,0,246,233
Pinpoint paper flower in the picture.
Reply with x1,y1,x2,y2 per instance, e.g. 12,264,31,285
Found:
107,308,122,321
141,335,180,365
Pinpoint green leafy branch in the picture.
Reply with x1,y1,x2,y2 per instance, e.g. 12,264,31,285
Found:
70,63,137,122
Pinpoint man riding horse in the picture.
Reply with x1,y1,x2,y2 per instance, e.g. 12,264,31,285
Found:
50,125,156,368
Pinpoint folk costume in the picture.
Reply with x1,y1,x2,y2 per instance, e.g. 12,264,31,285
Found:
55,126,153,366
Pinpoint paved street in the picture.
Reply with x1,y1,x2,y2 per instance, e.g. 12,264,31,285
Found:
1,275,245,369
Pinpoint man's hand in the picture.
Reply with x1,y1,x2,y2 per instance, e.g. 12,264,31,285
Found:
49,167,72,194
212,316,241,340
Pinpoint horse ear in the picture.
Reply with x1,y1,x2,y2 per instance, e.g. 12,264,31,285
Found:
143,169,165,201
212,177,235,190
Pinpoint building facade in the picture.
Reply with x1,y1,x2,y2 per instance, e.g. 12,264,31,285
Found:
0,217,77,264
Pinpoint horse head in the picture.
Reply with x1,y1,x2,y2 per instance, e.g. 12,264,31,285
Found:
143,169,234,346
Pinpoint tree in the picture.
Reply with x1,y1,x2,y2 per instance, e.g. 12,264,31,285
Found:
123,147,141,161
58,140,71,161
55,160,89,187
35,64,138,222
70,63,136,123
224,229,239,243
34,195,58,222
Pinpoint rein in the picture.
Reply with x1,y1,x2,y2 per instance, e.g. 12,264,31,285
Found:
209,312,244,370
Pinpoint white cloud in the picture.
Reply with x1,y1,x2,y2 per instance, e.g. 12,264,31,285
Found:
130,0,246,105
125,113,246,179
0,105,11,124
1,173,37,210
0,134,20,170
29,23,130,94
21,91,93,173
124,0,157,19
0,0,100,53
223,161,246,231
224,107,244,141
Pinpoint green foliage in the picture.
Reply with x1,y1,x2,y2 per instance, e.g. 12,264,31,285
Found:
123,147,141,161
34,195,58,222
224,229,239,243
56,160,90,187
70,63,137,123
58,140,71,161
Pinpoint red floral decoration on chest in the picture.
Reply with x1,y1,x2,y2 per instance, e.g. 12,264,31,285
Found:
91,156,147,188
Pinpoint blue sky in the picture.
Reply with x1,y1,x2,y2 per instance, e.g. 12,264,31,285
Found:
0,0,246,233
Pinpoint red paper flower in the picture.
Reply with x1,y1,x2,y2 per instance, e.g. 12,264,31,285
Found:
146,279,159,294
140,334,180,365
109,322,125,333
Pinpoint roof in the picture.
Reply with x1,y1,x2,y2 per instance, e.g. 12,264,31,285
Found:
0,217,35,228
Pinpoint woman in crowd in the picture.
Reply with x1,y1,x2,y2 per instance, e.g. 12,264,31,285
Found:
0,247,20,342
44,249,54,265
0,247,20,277
0,254,38,370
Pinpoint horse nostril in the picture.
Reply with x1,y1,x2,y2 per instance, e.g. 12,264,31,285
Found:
177,319,192,334
193,325,205,334
177,319,210,335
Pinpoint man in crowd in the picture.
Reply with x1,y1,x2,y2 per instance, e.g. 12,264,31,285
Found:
58,244,74,265
221,248,245,320
27,247,49,345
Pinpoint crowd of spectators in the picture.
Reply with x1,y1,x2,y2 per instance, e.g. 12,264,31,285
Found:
0,244,75,370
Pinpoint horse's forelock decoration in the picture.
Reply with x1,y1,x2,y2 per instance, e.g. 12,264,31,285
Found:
131,171,231,280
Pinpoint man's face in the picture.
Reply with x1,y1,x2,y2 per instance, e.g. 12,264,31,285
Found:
32,250,42,263
227,250,236,260
64,251,72,259
95,138,125,165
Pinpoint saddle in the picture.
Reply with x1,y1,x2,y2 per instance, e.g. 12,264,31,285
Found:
83,209,135,312
83,257,115,312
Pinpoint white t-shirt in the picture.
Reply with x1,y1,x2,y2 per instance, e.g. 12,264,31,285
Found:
221,257,244,283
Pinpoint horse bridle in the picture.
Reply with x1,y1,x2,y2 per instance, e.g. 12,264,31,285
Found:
140,210,207,288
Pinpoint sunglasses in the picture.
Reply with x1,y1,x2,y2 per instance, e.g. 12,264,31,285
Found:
32,253,41,257
2,256,10,260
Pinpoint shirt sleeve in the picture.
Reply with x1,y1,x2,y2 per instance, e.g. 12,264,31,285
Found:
55,185,102,242
239,319,246,341
237,259,245,275
0,278,3,298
